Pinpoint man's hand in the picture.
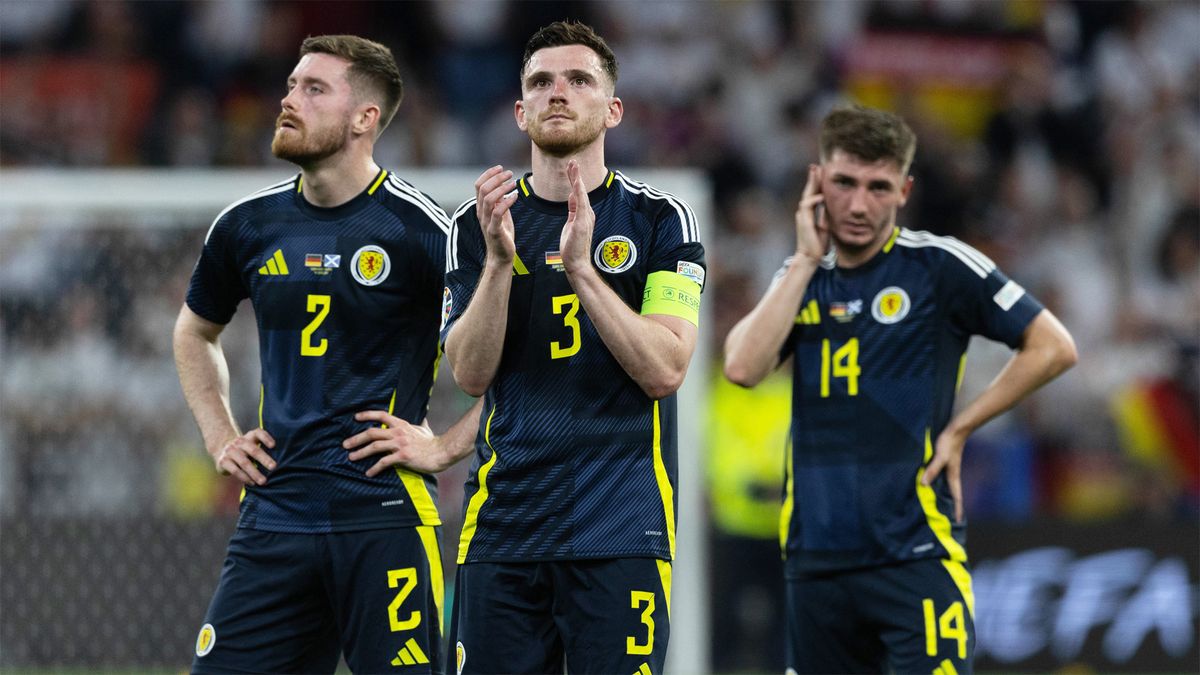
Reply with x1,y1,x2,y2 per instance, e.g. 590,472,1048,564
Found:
560,160,596,274
212,429,276,486
343,411,453,476
794,164,829,263
921,425,969,523
474,165,518,266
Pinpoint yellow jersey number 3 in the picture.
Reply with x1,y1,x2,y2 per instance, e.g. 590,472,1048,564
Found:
550,294,581,359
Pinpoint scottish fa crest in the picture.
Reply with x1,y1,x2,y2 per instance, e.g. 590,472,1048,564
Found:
351,245,390,286
594,235,637,273
872,286,911,324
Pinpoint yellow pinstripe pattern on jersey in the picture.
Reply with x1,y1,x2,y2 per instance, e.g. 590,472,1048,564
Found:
882,225,900,253
656,559,672,618
385,389,441,526
779,435,794,552
650,401,676,559
942,559,975,619
367,170,388,195
917,428,967,562
458,404,498,564
417,525,445,635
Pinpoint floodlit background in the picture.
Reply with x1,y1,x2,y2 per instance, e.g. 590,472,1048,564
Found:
1,1,1197,672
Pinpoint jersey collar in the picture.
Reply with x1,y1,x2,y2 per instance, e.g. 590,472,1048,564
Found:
293,168,389,221
516,170,616,215
832,226,902,275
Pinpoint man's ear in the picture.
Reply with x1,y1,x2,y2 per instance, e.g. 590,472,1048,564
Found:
605,96,623,129
353,103,381,137
898,175,915,207
515,99,528,131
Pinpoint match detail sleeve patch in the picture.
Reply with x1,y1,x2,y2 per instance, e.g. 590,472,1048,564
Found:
676,260,705,288
993,280,1026,311
641,271,702,325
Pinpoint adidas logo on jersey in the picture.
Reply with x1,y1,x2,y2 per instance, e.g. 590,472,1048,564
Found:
391,637,430,666
257,249,290,275
795,299,821,325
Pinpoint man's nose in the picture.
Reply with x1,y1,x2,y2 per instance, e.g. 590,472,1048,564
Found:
849,188,868,214
550,77,569,101
280,88,298,111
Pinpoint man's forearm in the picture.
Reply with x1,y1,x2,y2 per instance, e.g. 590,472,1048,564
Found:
173,315,240,457
445,261,513,396
434,398,484,469
566,266,695,400
946,310,1077,437
723,257,817,387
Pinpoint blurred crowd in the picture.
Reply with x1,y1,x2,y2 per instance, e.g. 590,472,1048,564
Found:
1,1,1197,671
2,0,1197,530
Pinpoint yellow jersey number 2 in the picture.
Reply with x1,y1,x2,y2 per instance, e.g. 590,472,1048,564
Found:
301,294,331,356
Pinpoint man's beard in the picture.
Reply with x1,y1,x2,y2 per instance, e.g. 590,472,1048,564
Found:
271,116,348,165
831,215,890,253
527,110,605,157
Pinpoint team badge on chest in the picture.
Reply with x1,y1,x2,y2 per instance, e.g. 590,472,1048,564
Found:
195,623,216,657
871,286,911,324
594,235,637,273
351,245,390,286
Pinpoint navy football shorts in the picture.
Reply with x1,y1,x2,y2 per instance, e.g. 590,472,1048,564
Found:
785,557,975,674
449,558,672,675
191,526,445,674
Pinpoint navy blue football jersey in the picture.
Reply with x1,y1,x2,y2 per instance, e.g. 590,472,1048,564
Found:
186,170,450,533
442,170,705,563
779,227,1043,576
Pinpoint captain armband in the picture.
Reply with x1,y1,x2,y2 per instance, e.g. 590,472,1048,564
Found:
640,271,702,326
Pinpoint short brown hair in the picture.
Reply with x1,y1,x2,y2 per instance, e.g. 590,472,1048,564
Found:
819,105,917,174
300,35,403,136
522,21,618,90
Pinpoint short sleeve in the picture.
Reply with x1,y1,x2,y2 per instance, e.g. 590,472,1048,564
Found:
940,244,1044,348
771,256,817,362
408,203,451,319
440,203,484,346
185,213,248,325
645,198,707,291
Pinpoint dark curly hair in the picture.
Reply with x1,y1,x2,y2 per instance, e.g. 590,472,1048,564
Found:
820,105,917,174
521,21,618,90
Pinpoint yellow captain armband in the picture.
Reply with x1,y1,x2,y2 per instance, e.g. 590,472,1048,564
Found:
640,271,702,326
